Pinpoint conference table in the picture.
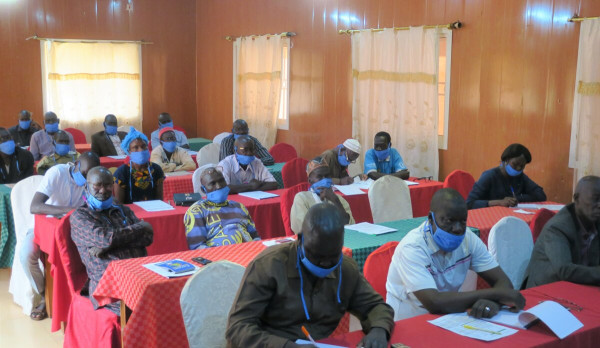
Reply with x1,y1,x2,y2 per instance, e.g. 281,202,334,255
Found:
0,184,15,268
186,137,212,151
320,281,600,348
74,143,91,153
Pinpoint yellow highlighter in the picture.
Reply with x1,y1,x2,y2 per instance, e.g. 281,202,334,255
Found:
463,324,503,335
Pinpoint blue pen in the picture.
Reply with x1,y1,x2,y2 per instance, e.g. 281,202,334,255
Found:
510,186,518,202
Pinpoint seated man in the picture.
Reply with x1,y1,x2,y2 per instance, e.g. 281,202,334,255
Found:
29,111,75,161
525,175,600,288
219,119,275,166
290,156,355,234
184,167,259,249
320,139,366,185
71,167,153,315
386,188,525,320
150,112,189,149
8,110,42,147
36,130,80,175
27,152,100,320
0,127,34,184
217,135,278,194
227,203,394,348
150,127,196,173
364,131,410,180
90,114,128,157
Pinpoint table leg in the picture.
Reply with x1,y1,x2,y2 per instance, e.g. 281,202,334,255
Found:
42,252,53,318
120,301,127,348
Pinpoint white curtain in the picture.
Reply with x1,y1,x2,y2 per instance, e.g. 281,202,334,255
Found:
41,41,143,138
351,27,439,179
569,19,600,186
233,35,287,149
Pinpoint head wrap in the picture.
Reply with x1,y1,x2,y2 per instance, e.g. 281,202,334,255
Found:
120,126,149,155
306,157,328,177
158,127,175,140
342,139,361,154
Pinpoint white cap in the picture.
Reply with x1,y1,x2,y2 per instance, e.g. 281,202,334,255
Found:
342,139,361,153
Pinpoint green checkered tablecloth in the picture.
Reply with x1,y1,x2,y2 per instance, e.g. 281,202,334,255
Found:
344,217,480,272
0,184,15,268
266,162,285,189
187,137,212,151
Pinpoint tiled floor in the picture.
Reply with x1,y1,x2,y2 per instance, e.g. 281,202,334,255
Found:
0,268,64,348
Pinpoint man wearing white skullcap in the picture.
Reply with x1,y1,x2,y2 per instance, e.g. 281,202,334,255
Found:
319,139,367,185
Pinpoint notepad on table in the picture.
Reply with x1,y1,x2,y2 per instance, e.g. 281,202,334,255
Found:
164,171,193,177
295,340,346,348
106,155,127,160
143,259,199,278
237,191,279,200
345,222,397,235
263,237,295,247
404,180,419,186
133,200,175,212
333,185,366,196
428,312,517,341
515,203,565,211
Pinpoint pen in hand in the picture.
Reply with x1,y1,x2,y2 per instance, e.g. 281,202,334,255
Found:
301,325,316,344
510,186,518,203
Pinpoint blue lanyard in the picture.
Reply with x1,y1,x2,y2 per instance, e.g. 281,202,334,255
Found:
129,162,154,202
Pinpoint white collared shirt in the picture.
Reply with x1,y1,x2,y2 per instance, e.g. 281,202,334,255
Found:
36,163,85,208
217,154,275,185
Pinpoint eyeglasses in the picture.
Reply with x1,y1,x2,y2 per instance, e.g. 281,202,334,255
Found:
533,291,583,312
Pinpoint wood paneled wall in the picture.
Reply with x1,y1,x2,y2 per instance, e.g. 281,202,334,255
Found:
0,0,197,137
196,0,600,203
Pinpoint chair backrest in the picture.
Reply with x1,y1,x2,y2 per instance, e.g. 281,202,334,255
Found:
192,164,216,194
529,208,556,243
368,176,412,223
64,127,87,144
347,161,363,178
213,132,231,145
280,182,311,236
56,213,88,294
173,125,187,136
488,216,533,289
363,241,399,301
197,143,221,167
117,125,129,133
11,175,45,241
443,170,475,200
269,143,297,163
180,261,246,348
281,158,309,188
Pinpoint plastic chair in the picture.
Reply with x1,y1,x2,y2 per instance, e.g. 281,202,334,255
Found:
280,182,311,236
281,158,309,188
347,161,363,178
8,175,45,315
197,143,221,167
269,143,297,163
368,176,412,223
64,127,87,144
363,241,399,301
488,216,533,289
443,170,475,200
529,208,556,243
173,125,187,136
213,132,231,145
192,163,217,194
180,261,246,348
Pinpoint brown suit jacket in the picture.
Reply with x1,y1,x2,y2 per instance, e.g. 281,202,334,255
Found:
91,130,127,157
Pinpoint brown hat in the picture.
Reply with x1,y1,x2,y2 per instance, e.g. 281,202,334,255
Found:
306,157,328,177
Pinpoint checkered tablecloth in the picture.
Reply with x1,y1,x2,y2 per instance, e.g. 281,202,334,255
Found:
467,205,544,245
265,162,285,189
187,137,212,152
0,184,15,268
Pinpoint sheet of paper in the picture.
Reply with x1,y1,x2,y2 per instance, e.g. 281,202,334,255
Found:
106,155,127,160
295,340,346,348
345,222,397,235
483,309,527,329
163,171,193,177
237,191,279,200
404,180,419,186
521,301,583,339
133,200,175,212
513,209,536,215
186,150,198,156
428,313,517,341
143,261,200,278
262,237,295,247
333,185,366,196
515,203,565,211
352,177,375,189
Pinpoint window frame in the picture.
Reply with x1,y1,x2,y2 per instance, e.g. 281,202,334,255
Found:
438,29,452,150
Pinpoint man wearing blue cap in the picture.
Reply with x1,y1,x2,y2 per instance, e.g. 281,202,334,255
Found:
8,110,41,147
90,114,128,157
29,111,75,160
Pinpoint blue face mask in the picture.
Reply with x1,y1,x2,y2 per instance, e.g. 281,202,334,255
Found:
430,212,465,252
45,122,59,133
203,186,230,204
19,120,32,130
0,140,16,156
105,124,118,136
161,141,177,153
310,178,333,195
54,143,71,156
337,147,350,167
86,189,114,211
233,134,242,140
299,245,342,278
374,144,391,161
236,153,255,166
505,162,523,177
130,149,150,165
159,121,174,129
72,164,87,187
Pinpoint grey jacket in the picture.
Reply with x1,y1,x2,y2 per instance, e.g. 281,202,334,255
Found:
525,203,600,288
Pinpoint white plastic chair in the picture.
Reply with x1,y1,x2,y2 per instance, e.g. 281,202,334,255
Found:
8,175,45,315
212,132,231,145
197,143,221,167
180,260,246,348
192,163,217,194
488,216,533,289
347,161,363,178
368,175,413,223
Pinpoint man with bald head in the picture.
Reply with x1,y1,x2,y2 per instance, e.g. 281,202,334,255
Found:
150,112,189,149
217,135,278,194
525,175,600,287
386,188,525,320
90,114,128,157
227,203,394,348
71,166,153,315
36,130,80,175
8,110,42,147
219,119,275,166
0,127,34,184
184,167,258,249
29,111,75,160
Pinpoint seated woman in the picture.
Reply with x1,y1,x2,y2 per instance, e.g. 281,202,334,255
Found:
150,127,196,173
114,127,165,204
467,143,546,209
290,156,355,234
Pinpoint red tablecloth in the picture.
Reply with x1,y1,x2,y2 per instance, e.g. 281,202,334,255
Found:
74,143,91,153
99,156,127,169
321,281,600,348
162,173,195,204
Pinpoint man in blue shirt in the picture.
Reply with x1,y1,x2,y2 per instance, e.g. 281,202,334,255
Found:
364,131,409,180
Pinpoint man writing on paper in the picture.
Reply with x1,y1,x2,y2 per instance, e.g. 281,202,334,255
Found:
386,188,525,320
319,139,367,185
364,131,410,180
525,175,600,287
184,167,259,249
71,167,153,315
227,203,394,348
217,135,278,194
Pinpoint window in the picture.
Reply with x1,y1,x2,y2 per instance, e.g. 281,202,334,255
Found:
277,41,291,130
437,30,452,150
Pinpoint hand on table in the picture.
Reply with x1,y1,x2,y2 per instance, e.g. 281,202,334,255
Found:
355,174,368,181
249,179,262,190
490,197,518,207
356,327,388,348
469,299,500,318
340,176,354,185
495,288,526,311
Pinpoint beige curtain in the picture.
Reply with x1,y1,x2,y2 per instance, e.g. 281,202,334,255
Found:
41,41,142,139
569,19,600,186
351,27,439,179
233,35,287,149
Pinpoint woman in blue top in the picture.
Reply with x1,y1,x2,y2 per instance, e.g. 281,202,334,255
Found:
466,143,546,209
113,127,165,204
